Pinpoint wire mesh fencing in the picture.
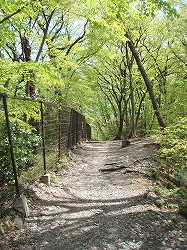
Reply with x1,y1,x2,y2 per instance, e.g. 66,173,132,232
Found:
0,94,91,216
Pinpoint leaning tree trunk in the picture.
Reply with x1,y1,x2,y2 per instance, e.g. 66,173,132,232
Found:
125,34,166,129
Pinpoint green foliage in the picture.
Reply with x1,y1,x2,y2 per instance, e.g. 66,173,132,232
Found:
153,117,187,211
166,202,178,210
155,198,165,208
155,186,161,195
163,188,180,198
152,171,159,180
179,208,187,219
0,0,186,140
52,162,64,173
154,117,187,188
50,175,57,184
170,215,178,223
166,181,174,189
0,1,186,138
0,121,41,180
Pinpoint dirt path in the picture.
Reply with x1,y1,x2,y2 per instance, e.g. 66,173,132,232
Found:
1,139,187,250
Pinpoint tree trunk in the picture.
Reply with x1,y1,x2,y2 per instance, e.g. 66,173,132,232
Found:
136,91,146,127
114,113,124,140
22,37,36,100
126,43,137,137
129,72,137,137
125,34,166,129
23,37,31,62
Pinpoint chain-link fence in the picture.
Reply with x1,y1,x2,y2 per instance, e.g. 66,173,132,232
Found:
0,94,91,216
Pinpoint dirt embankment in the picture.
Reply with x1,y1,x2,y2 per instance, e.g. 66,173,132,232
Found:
0,139,187,250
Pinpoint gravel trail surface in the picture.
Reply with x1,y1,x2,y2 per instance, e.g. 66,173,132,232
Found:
1,139,187,250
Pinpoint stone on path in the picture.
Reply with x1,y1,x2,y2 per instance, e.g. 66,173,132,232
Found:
13,196,29,217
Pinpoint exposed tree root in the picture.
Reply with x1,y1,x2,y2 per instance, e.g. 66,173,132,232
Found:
99,165,128,172
122,169,151,178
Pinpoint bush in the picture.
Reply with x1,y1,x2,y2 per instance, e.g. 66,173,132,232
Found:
179,208,187,219
0,121,41,181
154,117,187,187
153,117,187,211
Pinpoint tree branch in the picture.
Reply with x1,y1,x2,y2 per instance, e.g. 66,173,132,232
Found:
65,21,88,56
0,6,25,24
36,9,56,61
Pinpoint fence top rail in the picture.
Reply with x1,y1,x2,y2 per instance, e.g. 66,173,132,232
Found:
0,93,39,103
0,93,72,109
0,92,87,121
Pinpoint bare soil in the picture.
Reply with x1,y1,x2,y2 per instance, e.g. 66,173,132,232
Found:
0,139,187,250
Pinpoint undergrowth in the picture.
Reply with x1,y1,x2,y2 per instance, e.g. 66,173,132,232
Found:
152,117,187,218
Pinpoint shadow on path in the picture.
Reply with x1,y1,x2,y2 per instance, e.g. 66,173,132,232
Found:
20,192,187,250
14,140,187,250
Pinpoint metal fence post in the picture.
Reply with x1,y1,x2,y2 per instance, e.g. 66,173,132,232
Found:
68,109,74,148
75,112,78,143
86,123,91,140
58,109,61,159
40,101,47,174
83,116,86,140
2,94,20,197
